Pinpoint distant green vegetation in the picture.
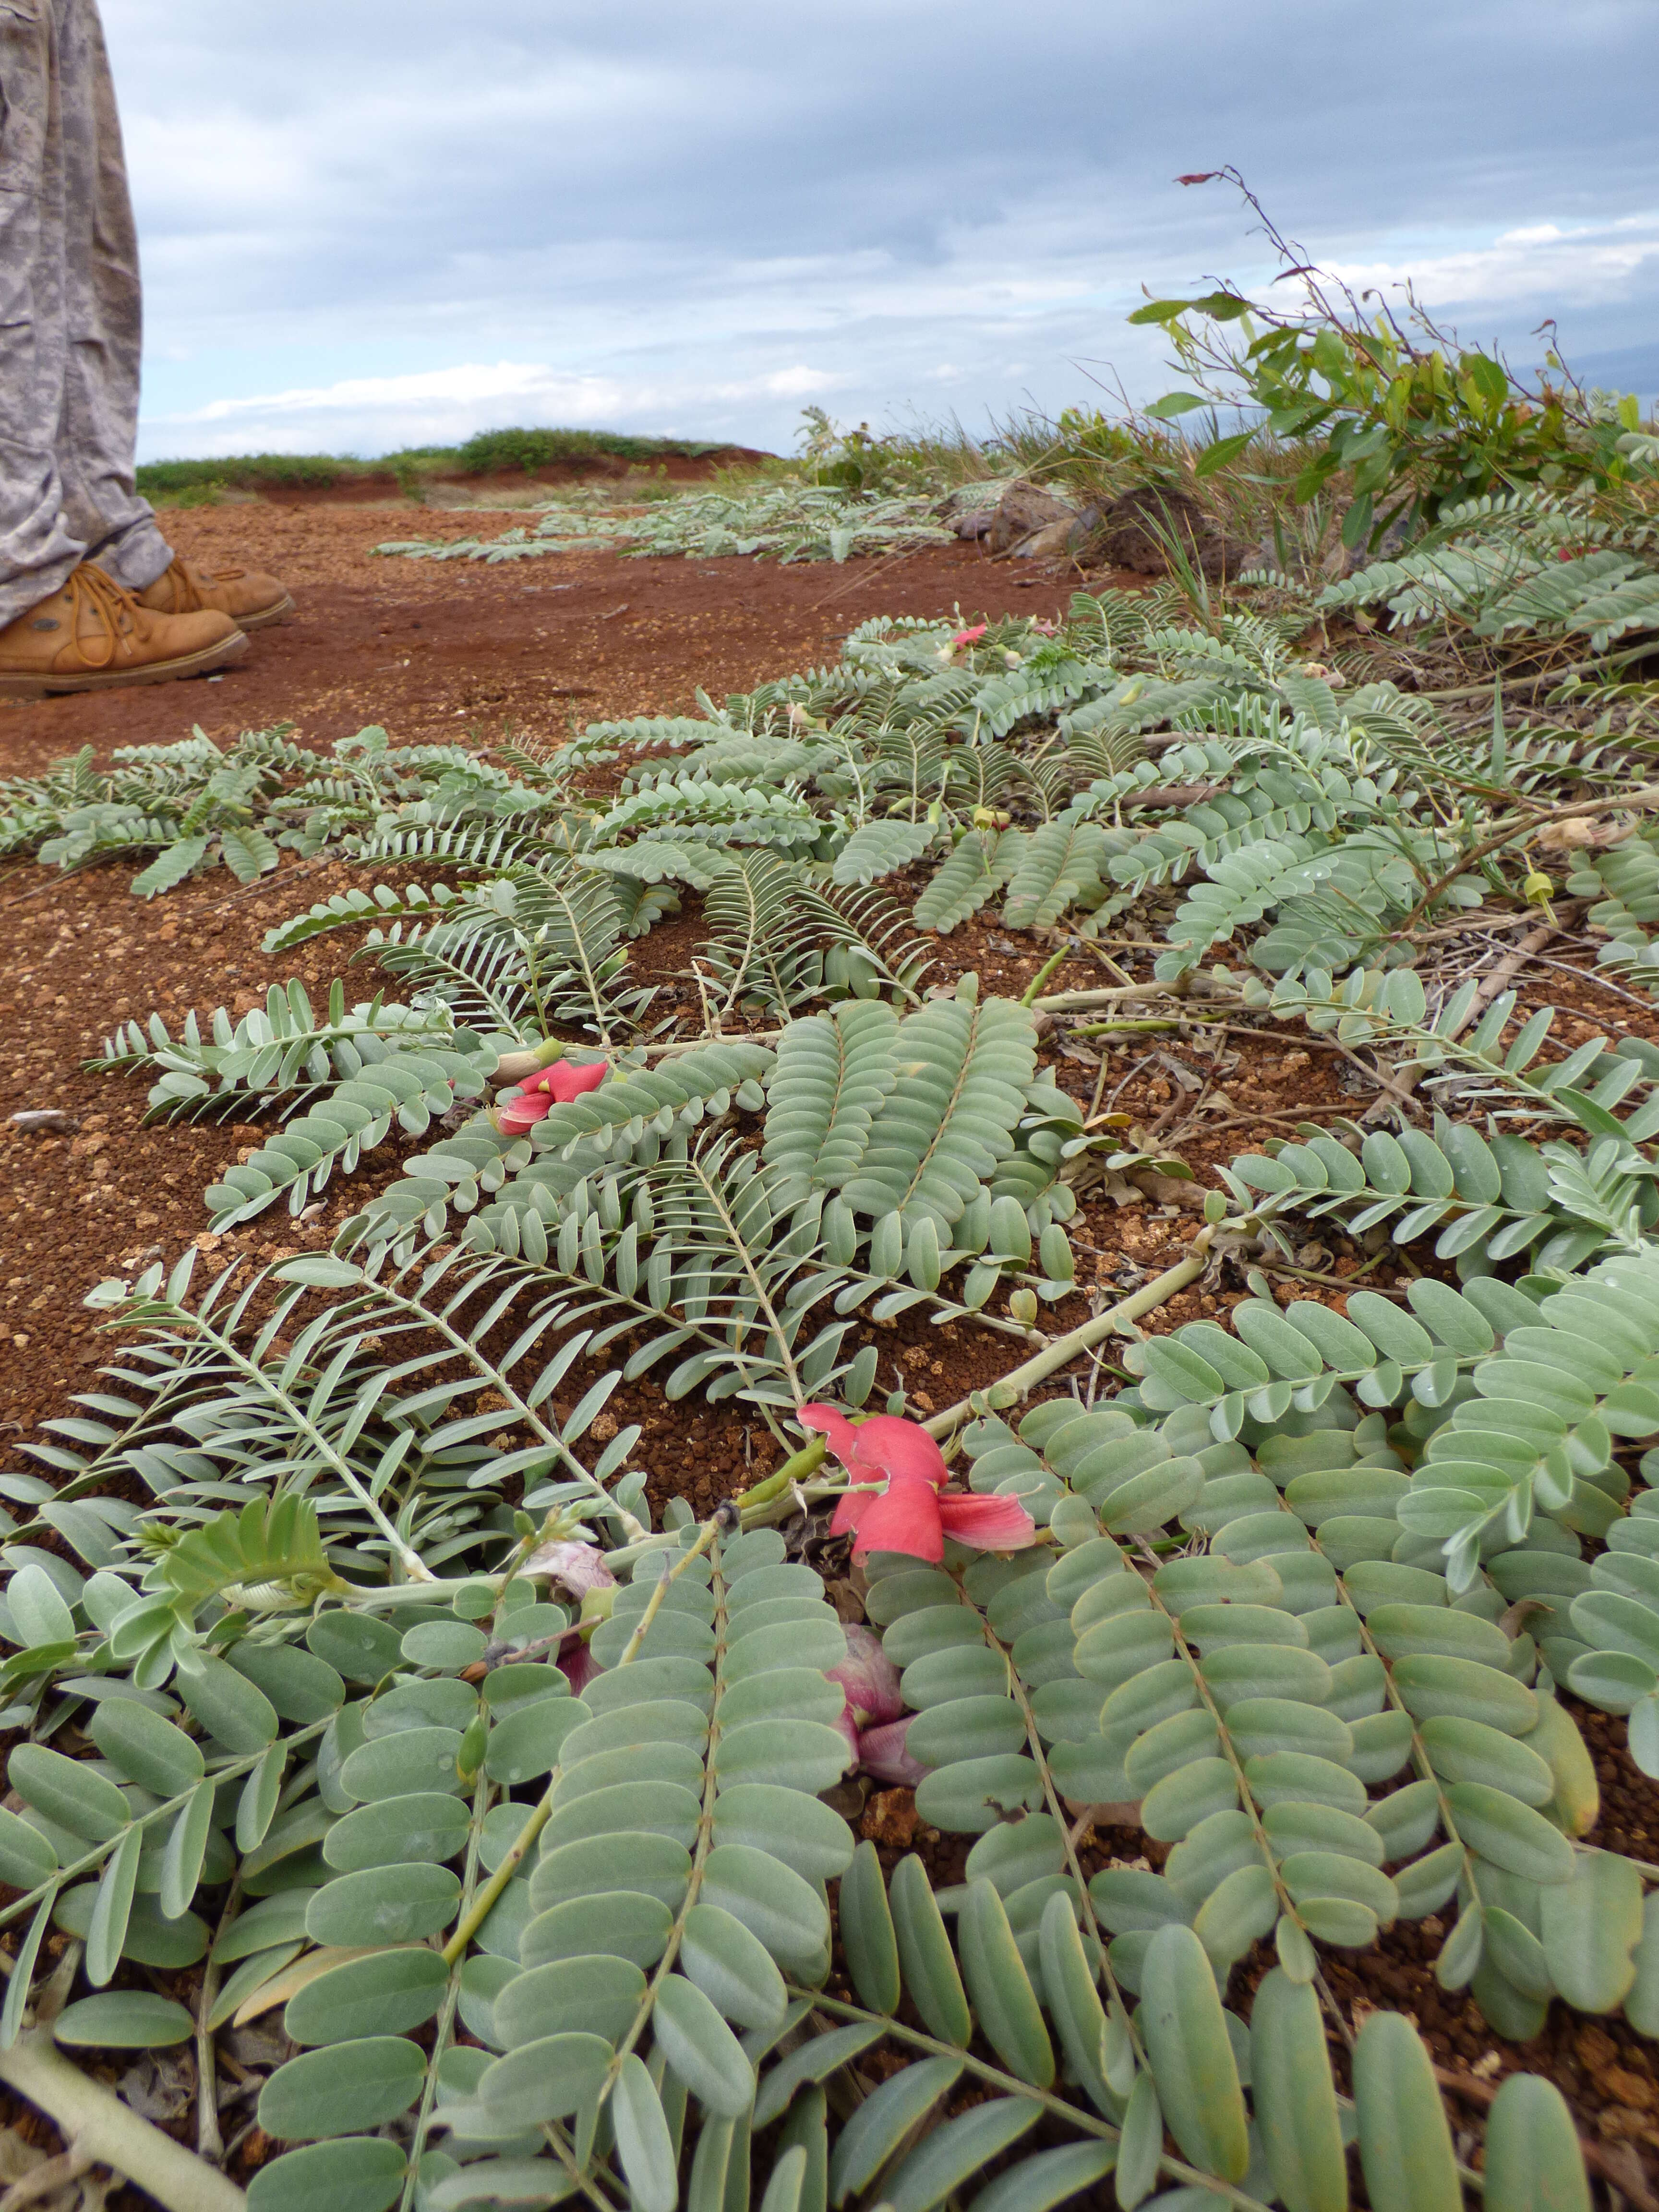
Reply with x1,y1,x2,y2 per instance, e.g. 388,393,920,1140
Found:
134,427,743,503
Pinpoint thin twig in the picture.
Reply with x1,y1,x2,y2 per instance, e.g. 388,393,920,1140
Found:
924,1226,1214,1436
0,2146,97,2212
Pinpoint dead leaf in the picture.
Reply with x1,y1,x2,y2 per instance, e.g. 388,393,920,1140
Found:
232,1946,373,2027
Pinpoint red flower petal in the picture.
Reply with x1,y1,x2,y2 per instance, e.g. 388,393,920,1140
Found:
936,1492,1040,1552
845,1416,948,1489
497,1094,553,1134
798,1403,860,1464
548,1059,609,1104
829,1488,873,1539
845,1472,944,1563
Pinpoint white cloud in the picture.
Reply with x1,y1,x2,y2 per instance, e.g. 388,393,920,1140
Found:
145,359,854,457
177,364,625,423
107,0,1659,458
1327,214,1659,316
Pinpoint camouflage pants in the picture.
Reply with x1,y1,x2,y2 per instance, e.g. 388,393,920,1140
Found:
0,0,171,627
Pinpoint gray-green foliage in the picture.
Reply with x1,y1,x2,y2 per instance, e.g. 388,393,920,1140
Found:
375,481,958,566
355,986,1084,1413
0,725,563,894
1314,488,1659,649
0,1412,1599,2212
0,1035,1628,2211
865,1334,1652,2067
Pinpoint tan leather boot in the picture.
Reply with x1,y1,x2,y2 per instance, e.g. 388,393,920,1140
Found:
0,564,248,698
136,554,293,630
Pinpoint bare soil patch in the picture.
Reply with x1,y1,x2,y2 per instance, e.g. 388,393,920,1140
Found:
0,507,1089,775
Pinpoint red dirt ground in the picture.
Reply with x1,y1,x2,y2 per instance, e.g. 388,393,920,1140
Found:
0,506,1085,773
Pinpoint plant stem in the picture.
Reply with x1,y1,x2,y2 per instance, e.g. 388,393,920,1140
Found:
923,1226,1215,1437
1032,977,1203,1015
441,1515,720,1965
0,2029,247,2212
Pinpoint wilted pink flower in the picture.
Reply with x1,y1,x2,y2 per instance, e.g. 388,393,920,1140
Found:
858,1715,928,1786
497,1058,608,1136
951,624,988,648
828,1623,903,1727
522,1539,616,1600
825,1622,902,1772
557,1636,600,1697
799,1405,1039,1564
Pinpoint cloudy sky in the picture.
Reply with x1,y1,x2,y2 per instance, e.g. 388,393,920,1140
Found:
106,0,1659,463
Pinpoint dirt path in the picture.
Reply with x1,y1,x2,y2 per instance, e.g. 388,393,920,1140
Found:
0,504,1083,773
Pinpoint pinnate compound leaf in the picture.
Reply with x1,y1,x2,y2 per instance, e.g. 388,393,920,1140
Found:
1482,2073,1592,2212
246,2139,408,2212
611,2049,679,2212
54,1991,193,2047
1352,2010,1460,2212
1137,1923,1249,2184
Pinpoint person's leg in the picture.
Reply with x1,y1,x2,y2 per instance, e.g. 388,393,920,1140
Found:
0,0,88,628
54,0,173,592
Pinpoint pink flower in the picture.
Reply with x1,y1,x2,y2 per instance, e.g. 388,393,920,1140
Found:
556,1634,600,1697
798,1404,1039,1563
825,1623,903,1770
521,1539,616,1600
497,1058,608,1135
950,624,988,648
858,1716,929,1786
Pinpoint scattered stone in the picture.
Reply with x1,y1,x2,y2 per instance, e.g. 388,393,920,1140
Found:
8,1110,78,1135
1071,482,1252,579
987,480,1076,557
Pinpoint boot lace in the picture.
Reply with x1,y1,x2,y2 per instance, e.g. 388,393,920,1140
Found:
160,557,239,613
64,565,143,669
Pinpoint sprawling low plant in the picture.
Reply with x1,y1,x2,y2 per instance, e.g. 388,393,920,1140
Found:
0,1238,1623,2212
